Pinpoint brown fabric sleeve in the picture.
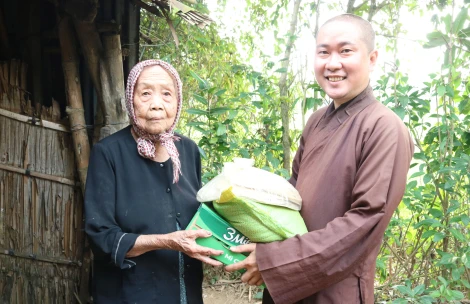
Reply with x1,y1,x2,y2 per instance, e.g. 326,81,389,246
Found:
256,113,414,303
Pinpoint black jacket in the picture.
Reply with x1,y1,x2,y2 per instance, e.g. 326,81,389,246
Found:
85,126,203,303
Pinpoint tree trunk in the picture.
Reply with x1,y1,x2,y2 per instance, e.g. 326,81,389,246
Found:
278,0,301,171
346,0,355,13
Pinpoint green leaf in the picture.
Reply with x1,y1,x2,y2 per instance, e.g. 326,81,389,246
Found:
422,230,436,239
458,26,470,38
453,7,468,34
407,180,417,190
396,285,413,296
443,14,452,33
445,85,454,97
392,106,406,120
194,36,210,43
449,228,466,242
448,290,464,300
437,85,446,96
423,31,448,48
186,108,208,115
437,167,453,173
216,123,227,136
419,295,434,304
433,232,446,242
415,218,443,228
214,89,227,96
461,214,470,226
429,208,443,218
266,151,280,168
210,107,231,115
392,299,408,304
189,70,209,90
398,96,409,107
186,122,205,128
438,276,448,287
423,174,433,184
413,284,425,295
458,98,470,114
228,110,238,120
274,67,288,73
451,267,462,280
461,38,470,51
193,93,208,105
461,279,470,289
410,171,425,178
198,146,207,159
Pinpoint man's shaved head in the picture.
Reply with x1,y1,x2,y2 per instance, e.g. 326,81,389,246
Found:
319,14,376,52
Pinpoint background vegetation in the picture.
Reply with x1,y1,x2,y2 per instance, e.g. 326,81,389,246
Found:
140,0,470,302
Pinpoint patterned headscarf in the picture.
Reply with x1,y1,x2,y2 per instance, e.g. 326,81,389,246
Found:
125,60,183,183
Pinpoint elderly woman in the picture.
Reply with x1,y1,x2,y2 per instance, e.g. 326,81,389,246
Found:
85,60,222,303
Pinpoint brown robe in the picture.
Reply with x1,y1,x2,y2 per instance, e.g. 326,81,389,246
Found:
257,87,414,304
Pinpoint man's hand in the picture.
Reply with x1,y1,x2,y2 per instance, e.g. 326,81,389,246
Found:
225,243,264,286
165,229,224,267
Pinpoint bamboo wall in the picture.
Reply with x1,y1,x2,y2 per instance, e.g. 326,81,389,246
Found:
0,60,84,303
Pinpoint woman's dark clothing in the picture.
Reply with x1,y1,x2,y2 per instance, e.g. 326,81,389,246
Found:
85,126,203,304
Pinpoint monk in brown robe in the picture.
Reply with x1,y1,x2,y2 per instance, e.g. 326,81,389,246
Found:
226,14,414,303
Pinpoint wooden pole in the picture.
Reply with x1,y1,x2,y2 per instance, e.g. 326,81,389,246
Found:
74,21,129,140
57,13,92,304
100,34,129,138
73,20,104,110
57,14,90,195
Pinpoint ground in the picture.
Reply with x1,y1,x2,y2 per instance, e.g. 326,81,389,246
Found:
202,266,263,304
203,283,262,304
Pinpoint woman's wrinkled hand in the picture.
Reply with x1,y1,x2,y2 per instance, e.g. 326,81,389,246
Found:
225,243,264,286
166,229,224,267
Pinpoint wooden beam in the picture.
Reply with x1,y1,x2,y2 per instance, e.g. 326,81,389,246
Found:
0,108,70,133
0,163,78,187
0,248,82,266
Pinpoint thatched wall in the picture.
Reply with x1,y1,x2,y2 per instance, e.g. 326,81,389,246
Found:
0,60,84,303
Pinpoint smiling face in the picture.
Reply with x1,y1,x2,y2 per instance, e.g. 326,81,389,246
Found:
133,65,178,135
314,20,378,108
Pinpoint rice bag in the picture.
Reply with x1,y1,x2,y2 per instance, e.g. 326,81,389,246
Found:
197,158,308,242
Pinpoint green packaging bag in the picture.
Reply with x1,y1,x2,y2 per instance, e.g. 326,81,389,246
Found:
214,187,307,243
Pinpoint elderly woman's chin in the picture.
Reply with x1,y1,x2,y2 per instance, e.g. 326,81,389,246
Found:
141,120,173,135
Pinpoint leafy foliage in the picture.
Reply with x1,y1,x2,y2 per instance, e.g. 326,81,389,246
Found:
140,0,469,302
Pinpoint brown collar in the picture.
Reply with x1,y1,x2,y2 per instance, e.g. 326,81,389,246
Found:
316,86,376,131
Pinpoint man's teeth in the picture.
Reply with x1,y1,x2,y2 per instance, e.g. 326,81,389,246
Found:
328,77,344,82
